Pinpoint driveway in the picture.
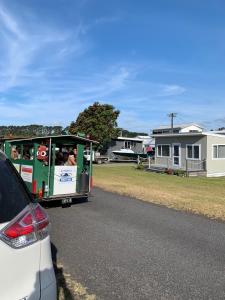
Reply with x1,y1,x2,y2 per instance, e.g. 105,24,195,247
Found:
48,188,225,299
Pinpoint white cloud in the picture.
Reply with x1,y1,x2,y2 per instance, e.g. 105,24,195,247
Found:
159,84,186,96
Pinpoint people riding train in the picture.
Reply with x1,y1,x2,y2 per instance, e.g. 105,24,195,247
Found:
54,147,77,166
64,150,76,166
11,147,19,160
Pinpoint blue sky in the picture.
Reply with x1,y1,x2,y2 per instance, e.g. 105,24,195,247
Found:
0,0,225,132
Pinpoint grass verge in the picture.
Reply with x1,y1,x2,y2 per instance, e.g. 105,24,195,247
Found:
55,263,96,300
94,164,225,221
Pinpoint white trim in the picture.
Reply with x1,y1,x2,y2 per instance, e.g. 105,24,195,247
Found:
156,144,171,158
172,143,181,167
186,144,201,160
152,132,225,138
212,144,225,160
117,137,143,142
207,172,225,177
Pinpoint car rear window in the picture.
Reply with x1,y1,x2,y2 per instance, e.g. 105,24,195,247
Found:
0,159,30,223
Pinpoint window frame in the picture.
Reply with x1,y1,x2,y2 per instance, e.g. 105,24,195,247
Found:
186,144,201,160
157,144,171,158
212,144,225,160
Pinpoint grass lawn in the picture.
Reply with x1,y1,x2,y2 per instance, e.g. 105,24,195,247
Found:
93,164,225,221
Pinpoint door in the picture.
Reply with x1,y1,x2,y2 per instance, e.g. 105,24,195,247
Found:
172,144,181,167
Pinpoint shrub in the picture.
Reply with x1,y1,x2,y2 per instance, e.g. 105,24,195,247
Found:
165,168,173,175
173,170,186,177
136,163,145,170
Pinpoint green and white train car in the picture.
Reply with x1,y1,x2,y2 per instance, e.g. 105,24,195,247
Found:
3,135,96,204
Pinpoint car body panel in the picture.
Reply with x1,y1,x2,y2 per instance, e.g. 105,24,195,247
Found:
40,236,56,290
0,221,41,300
40,280,57,300
0,154,56,300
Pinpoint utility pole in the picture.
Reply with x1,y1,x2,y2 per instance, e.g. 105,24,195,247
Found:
168,113,177,133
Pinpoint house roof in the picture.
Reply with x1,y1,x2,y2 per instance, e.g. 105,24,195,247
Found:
3,135,99,144
153,123,204,130
211,130,225,134
152,132,225,138
136,135,151,139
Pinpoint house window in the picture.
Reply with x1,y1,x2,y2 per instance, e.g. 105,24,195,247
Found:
124,141,136,149
186,145,200,160
213,145,225,159
124,141,131,149
157,145,170,157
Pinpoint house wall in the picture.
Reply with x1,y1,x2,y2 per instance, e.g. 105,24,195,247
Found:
154,136,207,170
107,139,143,159
206,135,225,177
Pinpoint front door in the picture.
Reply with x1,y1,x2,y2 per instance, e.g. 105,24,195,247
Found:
172,144,181,167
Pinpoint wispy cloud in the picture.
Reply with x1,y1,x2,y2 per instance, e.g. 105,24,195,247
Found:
0,5,25,39
0,65,132,125
0,53,186,129
159,84,186,97
0,2,87,93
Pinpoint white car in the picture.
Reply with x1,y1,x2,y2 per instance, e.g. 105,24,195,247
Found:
0,150,56,300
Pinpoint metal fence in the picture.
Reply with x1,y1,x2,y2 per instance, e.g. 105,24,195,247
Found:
186,159,206,172
148,157,206,172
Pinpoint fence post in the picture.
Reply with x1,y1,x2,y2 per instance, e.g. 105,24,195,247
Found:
186,159,188,177
203,159,206,171
137,155,140,165
148,156,151,169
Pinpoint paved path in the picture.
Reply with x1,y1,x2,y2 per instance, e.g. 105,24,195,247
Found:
48,188,225,299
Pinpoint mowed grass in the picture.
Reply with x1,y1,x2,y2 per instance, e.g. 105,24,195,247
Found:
93,164,225,220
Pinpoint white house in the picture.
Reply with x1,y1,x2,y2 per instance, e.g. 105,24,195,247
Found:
151,123,225,177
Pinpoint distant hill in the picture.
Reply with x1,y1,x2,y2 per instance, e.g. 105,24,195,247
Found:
0,125,63,138
118,129,148,138
0,125,148,139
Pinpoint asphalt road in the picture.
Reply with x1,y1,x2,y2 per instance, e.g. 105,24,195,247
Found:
48,188,225,300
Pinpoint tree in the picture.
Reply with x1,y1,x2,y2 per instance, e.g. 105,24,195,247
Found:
0,125,63,137
69,102,120,151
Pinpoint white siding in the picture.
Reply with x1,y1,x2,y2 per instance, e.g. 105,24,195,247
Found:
206,135,225,177
180,125,203,133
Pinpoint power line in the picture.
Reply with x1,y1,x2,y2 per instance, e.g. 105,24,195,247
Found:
168,113,177,133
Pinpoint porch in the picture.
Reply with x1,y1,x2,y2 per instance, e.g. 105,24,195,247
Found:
147,157,206,176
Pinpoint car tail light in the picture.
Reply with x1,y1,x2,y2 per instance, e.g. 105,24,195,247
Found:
32,180,37,194
0,204,49,249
